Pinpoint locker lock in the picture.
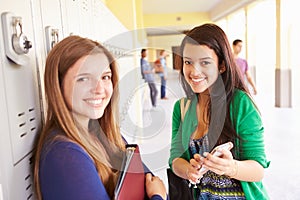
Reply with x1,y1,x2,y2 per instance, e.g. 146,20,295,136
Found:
12,17,32,54
51,29,59,48
45,26,60,54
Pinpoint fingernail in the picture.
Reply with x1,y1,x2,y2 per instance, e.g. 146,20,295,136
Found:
203,152,208,157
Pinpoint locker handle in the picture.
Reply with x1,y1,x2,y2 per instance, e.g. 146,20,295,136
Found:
12,17,32,54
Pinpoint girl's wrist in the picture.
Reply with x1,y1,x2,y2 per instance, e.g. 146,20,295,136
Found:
227,160,238,178
185,167,189,179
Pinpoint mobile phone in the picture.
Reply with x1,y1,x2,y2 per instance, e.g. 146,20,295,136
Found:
210,142,231,157
199,142,231,172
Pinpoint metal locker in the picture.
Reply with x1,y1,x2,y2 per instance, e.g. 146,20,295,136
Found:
0,0,133,199
60,0,81,36
40,0,63,55
0,1,43,199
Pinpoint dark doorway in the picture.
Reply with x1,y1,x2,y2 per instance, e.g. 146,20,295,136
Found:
172,46,181,70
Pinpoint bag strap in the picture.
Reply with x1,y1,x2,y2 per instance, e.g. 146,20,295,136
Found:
180,98,191,122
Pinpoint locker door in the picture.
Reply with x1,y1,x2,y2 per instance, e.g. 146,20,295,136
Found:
40,0,63,54
60,0,95,37
0,1,42,199
79,0,93,38
91,0,103,41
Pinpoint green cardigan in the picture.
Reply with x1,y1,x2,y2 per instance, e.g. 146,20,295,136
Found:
169,90,270,200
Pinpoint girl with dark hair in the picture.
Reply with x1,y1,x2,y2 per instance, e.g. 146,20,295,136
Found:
169,23,270,199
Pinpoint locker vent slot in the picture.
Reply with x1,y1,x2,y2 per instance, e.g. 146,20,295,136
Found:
19,122,26,127
12,105,40,164
27,194,33,200
20,132,27,138
18,112,25,117
82,0,89,12
25,156,34,199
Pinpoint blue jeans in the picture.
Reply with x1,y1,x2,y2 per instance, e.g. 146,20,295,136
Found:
148,82,158,107
160,76,166,98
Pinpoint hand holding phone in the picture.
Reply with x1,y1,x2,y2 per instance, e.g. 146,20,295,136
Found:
199,142,232,172
210,142,232,157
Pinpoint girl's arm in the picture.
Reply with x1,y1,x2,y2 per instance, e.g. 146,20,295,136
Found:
40,141,110,200
201,90,269,182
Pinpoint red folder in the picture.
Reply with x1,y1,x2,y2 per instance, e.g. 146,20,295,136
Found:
114,144,145,200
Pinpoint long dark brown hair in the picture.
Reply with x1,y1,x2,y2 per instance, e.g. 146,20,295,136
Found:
176,23,249,151
33,35,125,199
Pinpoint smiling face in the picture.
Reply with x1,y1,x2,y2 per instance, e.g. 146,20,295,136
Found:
62,53,113,126
183,43,220,93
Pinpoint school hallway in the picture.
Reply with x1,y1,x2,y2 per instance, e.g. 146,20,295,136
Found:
123,68,300,200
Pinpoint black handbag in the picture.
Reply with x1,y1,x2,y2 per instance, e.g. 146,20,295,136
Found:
167,168,193,200
167,98,194,199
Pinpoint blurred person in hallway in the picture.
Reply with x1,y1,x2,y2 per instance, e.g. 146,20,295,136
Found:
33,36,167,200
232,39,257,95
156,49,168,100
169,23,270,199
141,49,158,108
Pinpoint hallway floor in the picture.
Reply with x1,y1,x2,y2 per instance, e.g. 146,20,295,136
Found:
122,69,300,200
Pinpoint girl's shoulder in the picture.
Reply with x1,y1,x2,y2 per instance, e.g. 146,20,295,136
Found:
232,89,253,105
173,96,194,111
42,129,90,161
230,89,261,120
233,89,248,98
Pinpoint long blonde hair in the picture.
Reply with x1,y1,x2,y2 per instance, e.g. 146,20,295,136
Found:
33,35,125,199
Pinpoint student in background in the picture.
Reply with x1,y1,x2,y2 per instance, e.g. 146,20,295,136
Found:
157,50,168,100
232,39,257,95
169,23,270,199
141,49,158,108
33,36,167,200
